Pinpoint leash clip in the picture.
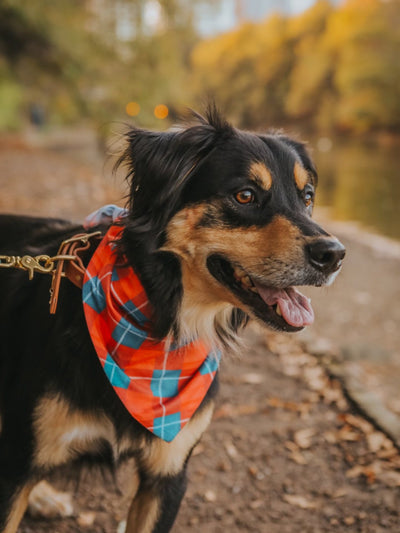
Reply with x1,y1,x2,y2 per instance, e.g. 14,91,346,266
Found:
0,230,103,313
18,255,54,280
0,254,54,280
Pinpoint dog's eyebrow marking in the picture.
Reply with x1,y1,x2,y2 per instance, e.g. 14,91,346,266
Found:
294,161,309,190
249,161,272,191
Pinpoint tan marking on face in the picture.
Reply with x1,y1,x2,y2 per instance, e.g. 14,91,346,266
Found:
4,483,35,533
141,402,214,477
294,161,309,190
249,161,272,190
33,394,115,468
125,489,160,533
164,207,305,340
166,209,303,285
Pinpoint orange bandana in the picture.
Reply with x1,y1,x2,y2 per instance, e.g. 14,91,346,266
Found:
82,225,220,442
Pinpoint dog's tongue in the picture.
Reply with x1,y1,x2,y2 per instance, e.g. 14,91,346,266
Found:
254,284,314,328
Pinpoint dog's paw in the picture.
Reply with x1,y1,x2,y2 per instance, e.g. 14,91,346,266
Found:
28,480,74,518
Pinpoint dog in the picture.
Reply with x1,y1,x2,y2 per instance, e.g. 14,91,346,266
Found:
0,107,345,533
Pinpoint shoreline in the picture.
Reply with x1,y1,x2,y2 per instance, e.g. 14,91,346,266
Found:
314,206,400,261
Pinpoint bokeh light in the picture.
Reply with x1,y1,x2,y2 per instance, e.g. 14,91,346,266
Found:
125,102,141,117
154,104,169,119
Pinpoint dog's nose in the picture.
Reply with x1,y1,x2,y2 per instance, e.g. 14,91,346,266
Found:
307,239,346,273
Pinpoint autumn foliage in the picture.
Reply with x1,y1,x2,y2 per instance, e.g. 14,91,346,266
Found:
1,0,399,135
190,0,400,134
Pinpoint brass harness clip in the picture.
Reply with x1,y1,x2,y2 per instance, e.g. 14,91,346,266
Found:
0,230,102,314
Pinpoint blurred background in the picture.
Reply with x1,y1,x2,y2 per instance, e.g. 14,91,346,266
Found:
2,1,400,531
0,0,399,236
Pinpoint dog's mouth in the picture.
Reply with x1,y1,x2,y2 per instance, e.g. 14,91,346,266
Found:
207,255,314,332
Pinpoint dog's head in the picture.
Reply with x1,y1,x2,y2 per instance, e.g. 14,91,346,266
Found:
119,107,345,348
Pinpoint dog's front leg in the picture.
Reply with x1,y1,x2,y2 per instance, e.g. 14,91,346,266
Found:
0,422,36,533
125,403,215,532
125,468,187,533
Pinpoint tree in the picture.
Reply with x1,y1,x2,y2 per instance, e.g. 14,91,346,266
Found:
285,0,334,129
323,0,400,132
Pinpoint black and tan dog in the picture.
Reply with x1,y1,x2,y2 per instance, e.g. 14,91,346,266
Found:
0,108,345,533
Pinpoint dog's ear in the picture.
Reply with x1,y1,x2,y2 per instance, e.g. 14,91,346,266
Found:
135,250,183,339
119,108,234,242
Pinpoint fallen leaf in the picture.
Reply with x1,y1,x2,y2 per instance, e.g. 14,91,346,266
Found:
284,442,308,464
331,488,348,499
248,465,258,477
377,470,400,487
77,512,96,527
250,499,264,509
283,494,317,509
338,424,361,442
213,403,235,419
367,432,387,453
285,441,299,452
323,431,338,444
267,397,310,414
204,490,217,502
303,366,328,392
236,404,260,416
343,414,373,434
213,403,259,419
241,372,264,384
224,441,240,460
386,454,400,467
290,450,308,465
377,448,398,460
345,465,367,479
294,428,315,449
346,462,381,484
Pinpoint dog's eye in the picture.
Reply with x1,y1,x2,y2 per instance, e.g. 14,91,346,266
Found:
235,190,255,205
303,187,315,207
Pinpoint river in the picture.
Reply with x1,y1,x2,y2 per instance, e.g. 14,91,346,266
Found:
313,137,400,241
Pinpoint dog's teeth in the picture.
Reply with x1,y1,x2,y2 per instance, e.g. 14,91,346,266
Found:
250,287,258,293
234,267,245,278
275,304,282,317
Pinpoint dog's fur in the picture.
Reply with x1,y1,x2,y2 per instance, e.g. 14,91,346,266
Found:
0,108,345,533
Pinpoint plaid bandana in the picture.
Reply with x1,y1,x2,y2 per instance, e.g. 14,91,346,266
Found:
82,224,220,442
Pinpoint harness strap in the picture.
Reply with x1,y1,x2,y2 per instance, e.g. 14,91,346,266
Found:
49,232,102,314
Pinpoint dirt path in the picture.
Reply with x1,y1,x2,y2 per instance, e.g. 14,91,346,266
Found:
1,132,399,532
21,329,400,533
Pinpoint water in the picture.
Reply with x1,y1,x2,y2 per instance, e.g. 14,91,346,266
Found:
313,139,400,241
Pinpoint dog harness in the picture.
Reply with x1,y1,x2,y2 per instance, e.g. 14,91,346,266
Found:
82,223,220,442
